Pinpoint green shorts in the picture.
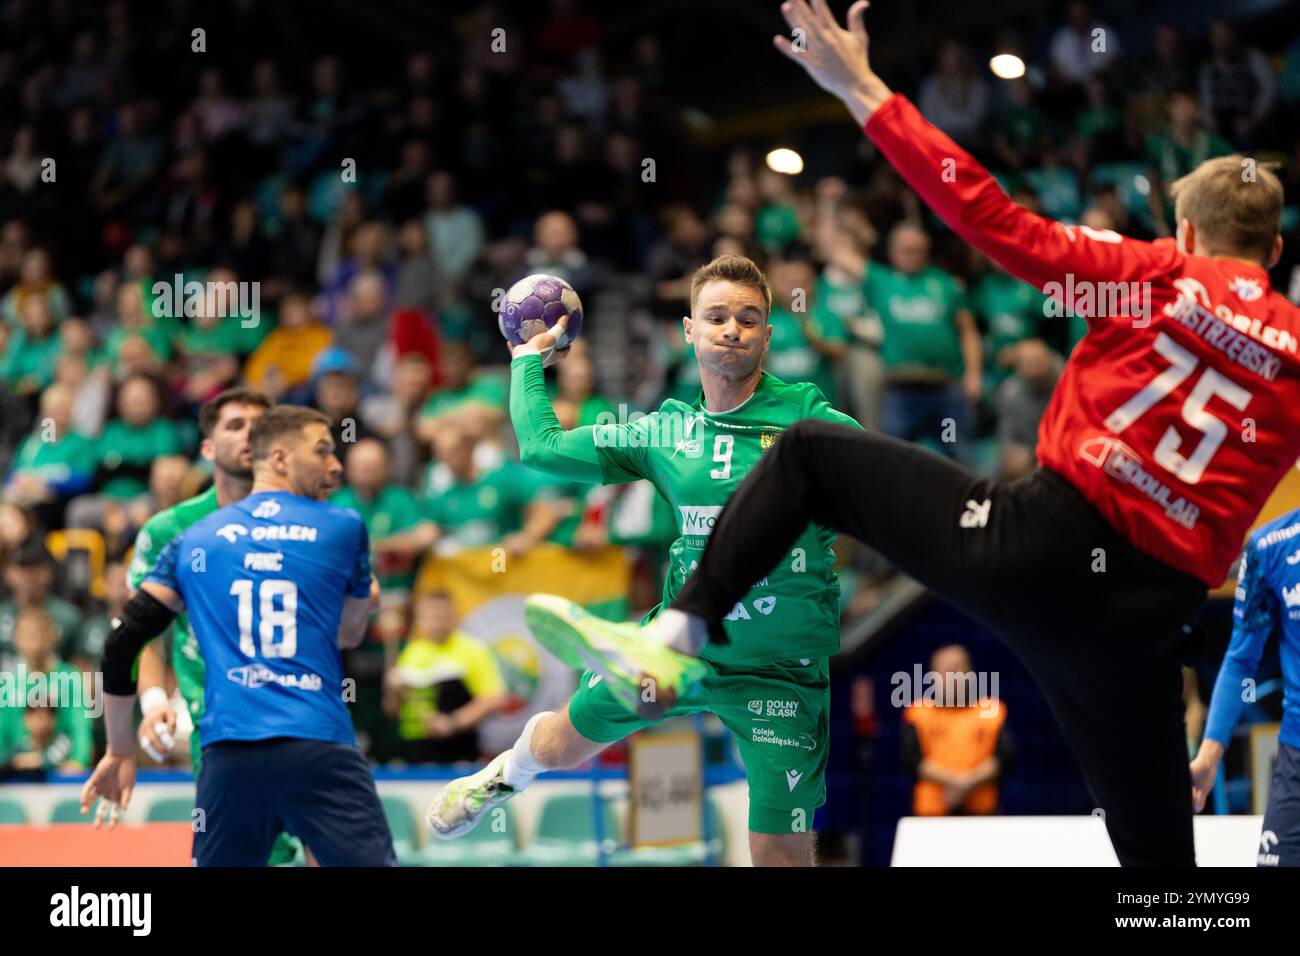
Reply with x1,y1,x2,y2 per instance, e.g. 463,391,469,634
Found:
568,657,829,835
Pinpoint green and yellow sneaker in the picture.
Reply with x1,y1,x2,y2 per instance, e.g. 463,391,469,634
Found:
426,752,517,840
524,593,709,720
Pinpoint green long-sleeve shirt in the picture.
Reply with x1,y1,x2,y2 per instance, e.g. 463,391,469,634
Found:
509,354,861,666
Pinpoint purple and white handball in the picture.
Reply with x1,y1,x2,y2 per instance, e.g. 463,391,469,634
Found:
498,274,584,356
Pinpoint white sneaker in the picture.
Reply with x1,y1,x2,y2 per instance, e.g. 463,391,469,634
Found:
426,752,518,840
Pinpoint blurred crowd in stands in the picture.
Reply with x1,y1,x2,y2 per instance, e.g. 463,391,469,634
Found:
2,0,1298,773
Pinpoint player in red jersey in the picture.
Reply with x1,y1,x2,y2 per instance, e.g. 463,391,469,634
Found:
526,1,1300,865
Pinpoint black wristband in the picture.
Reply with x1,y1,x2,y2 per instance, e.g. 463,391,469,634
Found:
103,589,177,696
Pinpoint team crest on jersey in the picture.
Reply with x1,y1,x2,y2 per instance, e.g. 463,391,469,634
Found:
252,499,281,518
1228,276,1263,302
760,429,780,451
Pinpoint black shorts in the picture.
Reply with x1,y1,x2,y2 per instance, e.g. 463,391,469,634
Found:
193,737,396,867
673,420,1209,865
1259,742,1300,867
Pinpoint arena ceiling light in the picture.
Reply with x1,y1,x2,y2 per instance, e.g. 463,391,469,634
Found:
988,54,1026,80
766,148,803,175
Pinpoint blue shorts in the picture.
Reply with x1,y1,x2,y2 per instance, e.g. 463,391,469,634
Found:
193,737,396,867
1259,742,1300,867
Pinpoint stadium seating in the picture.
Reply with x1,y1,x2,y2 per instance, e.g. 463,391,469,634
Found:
416,802,518,867
515,793,619,866
0,798,28,824
381,794,423,866
49,798,92,823
145,797,196,824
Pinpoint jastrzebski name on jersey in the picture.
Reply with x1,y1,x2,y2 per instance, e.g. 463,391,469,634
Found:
1164,277,1292,381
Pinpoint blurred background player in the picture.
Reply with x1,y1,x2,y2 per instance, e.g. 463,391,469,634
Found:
901,644,1012,816
428,254,860,866
384,590,507,764
85,406,393,865
1190,509,1300,866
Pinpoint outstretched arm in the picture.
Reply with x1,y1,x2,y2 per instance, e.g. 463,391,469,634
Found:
510,315,653,485
775,0,1179,300
1189,539,1276,811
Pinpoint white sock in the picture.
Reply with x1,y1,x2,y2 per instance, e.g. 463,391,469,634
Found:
649,608,709,657
502,711,553,789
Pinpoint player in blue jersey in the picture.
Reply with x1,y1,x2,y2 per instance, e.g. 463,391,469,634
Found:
83,406,396,866
1190,509,1300,867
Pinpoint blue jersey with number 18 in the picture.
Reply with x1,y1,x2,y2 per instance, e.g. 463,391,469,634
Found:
145,490,371,747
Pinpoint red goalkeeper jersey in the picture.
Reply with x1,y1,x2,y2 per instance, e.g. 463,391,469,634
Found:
865,94,1300,587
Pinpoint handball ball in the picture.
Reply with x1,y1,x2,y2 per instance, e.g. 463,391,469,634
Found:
499,274,584,354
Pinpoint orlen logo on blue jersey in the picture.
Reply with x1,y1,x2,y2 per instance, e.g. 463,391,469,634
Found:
215,524,248,544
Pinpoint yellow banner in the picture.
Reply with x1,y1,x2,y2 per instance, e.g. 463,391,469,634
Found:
413,542,631,616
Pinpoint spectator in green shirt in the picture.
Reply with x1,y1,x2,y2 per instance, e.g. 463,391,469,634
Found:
176,282,243,407
1144,90,1233,237
422,423,564,555
331,438,439,594
1,295,60,396
992,78,1057,172
765,251,850,408
5,384,95,525
0,607,93,773
0,539,84,671
867,223,982,464
417,340,508,447
970,254,1051,391
67,374,186,529
754,167,802,252
818,222,884,429
0,247,72,327
102,281,173,373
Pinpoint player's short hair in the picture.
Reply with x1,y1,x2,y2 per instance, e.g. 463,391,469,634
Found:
1170,156,1282,263
199,387,274,438
689,254,774,318
248,405,331,460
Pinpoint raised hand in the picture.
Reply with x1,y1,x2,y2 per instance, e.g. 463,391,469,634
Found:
510,312,571,368
772,0,893,127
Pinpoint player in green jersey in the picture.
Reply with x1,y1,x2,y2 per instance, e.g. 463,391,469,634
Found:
125,388,307,865
427,255,861,865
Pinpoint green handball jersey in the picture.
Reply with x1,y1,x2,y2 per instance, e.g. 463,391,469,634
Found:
127,486,219,723
510,355,860,666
